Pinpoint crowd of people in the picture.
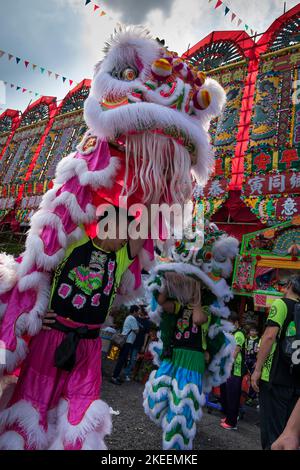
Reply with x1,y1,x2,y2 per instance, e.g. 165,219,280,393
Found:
99,274,300,450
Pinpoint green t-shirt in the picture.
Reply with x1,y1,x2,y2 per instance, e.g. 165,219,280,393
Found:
261,298,287,382
233,330,246,377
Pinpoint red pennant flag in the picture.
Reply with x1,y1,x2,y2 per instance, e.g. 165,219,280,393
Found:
69,79,73,86
22,88,27,93
215,0,222,8
24,60,29,68
94,5,100,11
231,12,236,22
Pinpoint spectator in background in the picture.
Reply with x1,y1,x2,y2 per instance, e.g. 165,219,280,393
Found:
245,325,260,405
220,311,246,430
251,274,300,449
111,305,140,385
124,306,151,381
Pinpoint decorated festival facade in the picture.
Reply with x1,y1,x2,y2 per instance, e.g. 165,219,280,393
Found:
0,80,90,226
187,4,300,238
0,4,300,236
232,215,300,310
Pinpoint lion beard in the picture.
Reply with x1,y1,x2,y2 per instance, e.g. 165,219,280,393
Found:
122,132,193,206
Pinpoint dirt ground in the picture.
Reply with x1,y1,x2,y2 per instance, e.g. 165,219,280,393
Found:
101,359,261,451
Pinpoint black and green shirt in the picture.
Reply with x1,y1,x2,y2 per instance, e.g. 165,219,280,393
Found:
49,234,133,325
172,304,205,352
261,298,300,387
233,330,246,377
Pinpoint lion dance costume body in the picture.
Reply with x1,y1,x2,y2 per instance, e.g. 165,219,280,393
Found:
143,222,239,450
0,26,225,450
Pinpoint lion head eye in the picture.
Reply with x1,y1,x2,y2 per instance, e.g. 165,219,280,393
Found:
111,66,138,81
122,67,138,81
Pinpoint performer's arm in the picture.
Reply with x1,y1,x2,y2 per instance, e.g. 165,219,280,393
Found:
157,291,176,314
233,345,241,360
272,398,300,450
192,304,207,326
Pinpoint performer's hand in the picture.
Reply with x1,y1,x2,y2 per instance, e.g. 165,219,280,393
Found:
42,311,57,330
251,369,261,393
204,351,210,364
271,433,299,450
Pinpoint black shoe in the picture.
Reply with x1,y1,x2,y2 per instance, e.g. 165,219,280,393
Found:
110,377,122,385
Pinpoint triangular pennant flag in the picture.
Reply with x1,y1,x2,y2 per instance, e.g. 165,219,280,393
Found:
10,84,14,88
35,92,39,96
48,70,52,77
231,12,236,22
40,67,45,74
22,88,27,93
16,86,21,91
215,0,222,8
94,5,100,11
24,60,30,68
62,77,66,83
8,54,14,60
32,64,37,70
3,81,7,85
0,51,5,58
85,0,92,4
224,6,230,15
251,29,254,35
69,79,73,86
29,90,32,94
237,18,242,26
245,24,249,30
100,11,106,16
16,57,21,64
55,73,59,80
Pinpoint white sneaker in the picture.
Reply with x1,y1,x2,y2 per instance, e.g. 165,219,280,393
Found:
125,376,131,382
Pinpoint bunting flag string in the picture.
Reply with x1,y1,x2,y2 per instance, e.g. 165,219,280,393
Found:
83,0,107,16
209,0,257,37
2,80,42,98
0,48,77,87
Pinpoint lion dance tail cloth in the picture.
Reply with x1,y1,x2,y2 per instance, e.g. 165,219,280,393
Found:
0,25,225,449
144,350,206,450
143,223,239,450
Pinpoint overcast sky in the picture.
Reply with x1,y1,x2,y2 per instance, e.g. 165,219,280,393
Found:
0,0,299,112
